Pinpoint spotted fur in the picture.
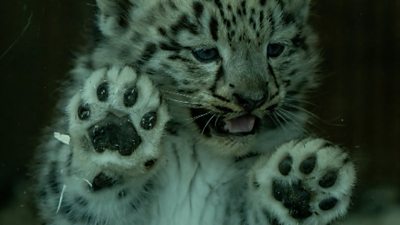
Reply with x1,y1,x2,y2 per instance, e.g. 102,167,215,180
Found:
35,1,355,225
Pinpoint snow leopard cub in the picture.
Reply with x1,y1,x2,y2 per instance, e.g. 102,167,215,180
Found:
35,0,356,225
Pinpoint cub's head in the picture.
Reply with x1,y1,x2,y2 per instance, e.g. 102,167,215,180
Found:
91,0,320,155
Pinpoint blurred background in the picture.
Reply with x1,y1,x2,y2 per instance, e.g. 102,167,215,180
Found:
0,0,399,224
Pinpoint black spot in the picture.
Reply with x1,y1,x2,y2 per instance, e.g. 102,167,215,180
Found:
168,54,192,62
144,159,158,169
130,198,142,211
279,155,293,176
58,202,75,222
299,155,316,175
319,197,338,211
124,87,138,107
292,35,308,50
288,69,299,77
209,17,219,41
168,0,178,10
213,0,222,8
137,43,158,66
143,180,155,192
319,170,338,188
193,2,204,18
253,180,261,188
38,189,47,200
141,111,158,130
171,14,198,35
118,189,128,199
232,15,237,25
78,104,91,120
48,162,60,194
158,27,167,36
92,172,118,192
75,196,88,206
159,42,182,52
321,141,335,149
65,152,73,174
116,0,134,28
259,11,265,25
260,0,267,6
97,82,109,102
282,12,295,25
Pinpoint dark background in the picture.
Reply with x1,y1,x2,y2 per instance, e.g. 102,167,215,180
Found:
0,0,399,218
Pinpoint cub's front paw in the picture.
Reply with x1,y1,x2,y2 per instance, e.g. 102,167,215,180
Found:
250,138,356,225
67,66,169,175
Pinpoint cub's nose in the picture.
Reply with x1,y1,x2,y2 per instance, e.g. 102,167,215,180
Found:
233,93,266,112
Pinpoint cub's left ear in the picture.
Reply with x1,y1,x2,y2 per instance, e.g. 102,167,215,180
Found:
285,0,312,23
95,0,136,36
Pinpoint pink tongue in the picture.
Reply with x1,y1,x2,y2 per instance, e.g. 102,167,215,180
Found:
224,115,256,133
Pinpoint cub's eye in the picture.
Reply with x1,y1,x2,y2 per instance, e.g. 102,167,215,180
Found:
267,43,285,58
192,48,220,63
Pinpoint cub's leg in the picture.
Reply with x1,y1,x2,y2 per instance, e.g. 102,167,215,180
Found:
36,66,169,225
247,138,356,225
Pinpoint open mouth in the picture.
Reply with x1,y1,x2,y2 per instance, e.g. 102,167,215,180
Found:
191,108,260,137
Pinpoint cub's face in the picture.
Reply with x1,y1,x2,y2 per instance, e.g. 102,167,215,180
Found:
93,0,319,155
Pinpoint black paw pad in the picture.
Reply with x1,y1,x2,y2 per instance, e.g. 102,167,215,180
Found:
273,180,312,219
319,197,338,211
299,155,316,175
289,208,313,219
124,87,138,107
92,172,118,192
78,104,91,120
97,82,109,102
272,180,285,202
89,114,142,156
141,111,157,130
144,158,157,169
319,170,338,188
278,155,293,176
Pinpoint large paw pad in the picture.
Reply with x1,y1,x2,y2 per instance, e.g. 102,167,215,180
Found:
88,114,142,156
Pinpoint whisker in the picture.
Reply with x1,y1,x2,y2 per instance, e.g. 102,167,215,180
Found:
161,89,194,99
285,96,316,107
270,112,288,132
188,111,212,122
276,108,310,135
182,111,213,126
163,97,201,107
201,114,216,135
282,102,320,122
214,115,222,127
